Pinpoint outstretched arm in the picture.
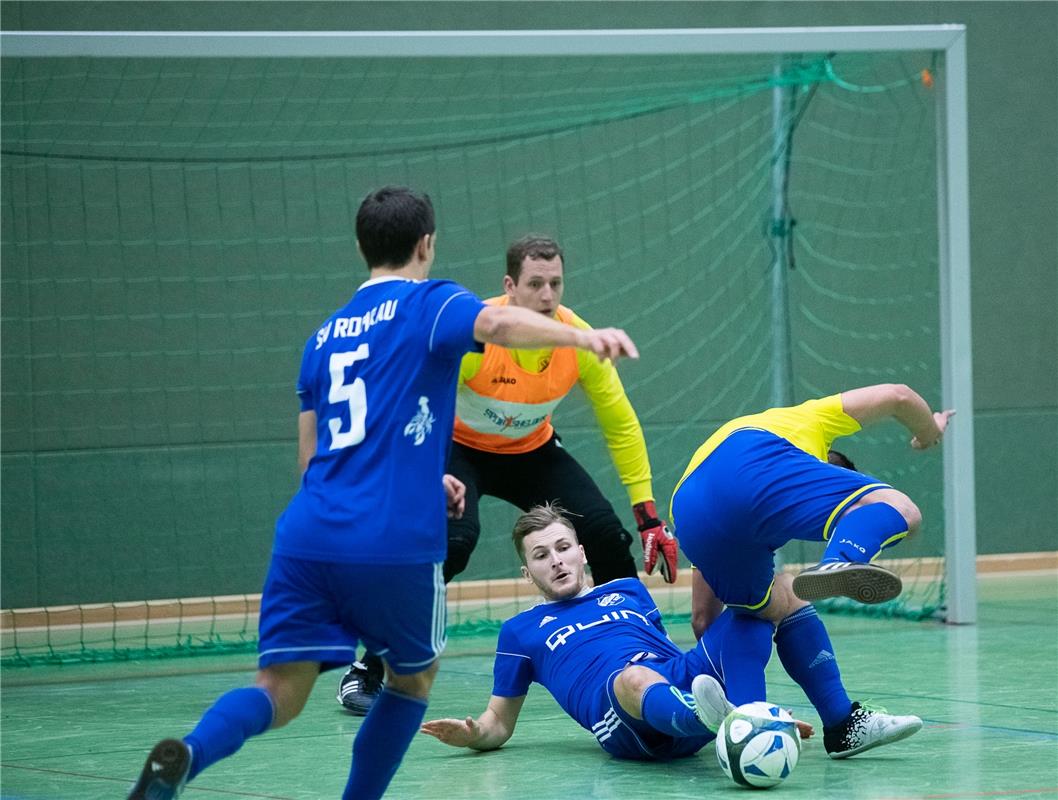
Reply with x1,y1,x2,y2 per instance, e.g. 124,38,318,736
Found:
420,695,526,752
474,305,637,363
840,384,955,450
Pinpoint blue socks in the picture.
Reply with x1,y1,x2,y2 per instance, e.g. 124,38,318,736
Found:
823,502,908,563
640,682,710,738
343,687,429,800
183,686,274,781
774,605,851,728
719,613,774,705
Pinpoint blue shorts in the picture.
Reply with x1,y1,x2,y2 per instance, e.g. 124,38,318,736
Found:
672,429,889,609
257,555,446,674
588,643,718,761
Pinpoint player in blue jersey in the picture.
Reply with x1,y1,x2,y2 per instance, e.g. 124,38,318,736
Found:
128,186,639,800
421,503,815,761
671,385,951,758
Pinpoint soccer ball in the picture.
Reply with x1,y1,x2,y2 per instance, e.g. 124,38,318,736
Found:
715,702,801,789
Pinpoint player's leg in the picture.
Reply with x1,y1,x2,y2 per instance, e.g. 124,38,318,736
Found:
342,561,447,800
504,434,637,584
612,664,728,737
442,442,486,583
792,486,916,604
590,667,714,760
757,574,922,758
343,661,439,800
128,553,337,799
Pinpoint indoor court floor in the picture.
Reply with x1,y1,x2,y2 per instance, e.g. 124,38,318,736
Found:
2,572,1056,799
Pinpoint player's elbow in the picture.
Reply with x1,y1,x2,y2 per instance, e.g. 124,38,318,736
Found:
873,383,916,415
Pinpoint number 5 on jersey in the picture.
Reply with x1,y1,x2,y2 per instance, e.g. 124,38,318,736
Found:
328,344,369,449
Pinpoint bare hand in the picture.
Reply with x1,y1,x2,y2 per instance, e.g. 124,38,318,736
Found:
582,328,639,363
794,718,815,740
911,409,955,449
420,716,480,747
443,474,466,519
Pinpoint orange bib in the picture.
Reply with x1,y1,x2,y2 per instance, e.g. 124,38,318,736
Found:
453,306,580,454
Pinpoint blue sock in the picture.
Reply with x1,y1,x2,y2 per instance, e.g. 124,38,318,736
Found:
822,502,908,563
183,686,274,781
774,605,851,728
640,682,710,738
719,613,774,705
343,687,428,800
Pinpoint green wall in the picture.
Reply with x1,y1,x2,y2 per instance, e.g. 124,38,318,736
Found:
2,2,1055,608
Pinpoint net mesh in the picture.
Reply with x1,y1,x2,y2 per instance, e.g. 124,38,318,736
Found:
1,47,942,666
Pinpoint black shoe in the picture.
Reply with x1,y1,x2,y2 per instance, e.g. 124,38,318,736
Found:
337,659,383,715
792,561,902,605
823,701,923,759
127,738,191,800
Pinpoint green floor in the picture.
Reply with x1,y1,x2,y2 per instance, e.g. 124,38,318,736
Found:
2,574,1056,799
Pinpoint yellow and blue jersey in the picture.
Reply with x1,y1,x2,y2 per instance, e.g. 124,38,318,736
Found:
673,394,861,498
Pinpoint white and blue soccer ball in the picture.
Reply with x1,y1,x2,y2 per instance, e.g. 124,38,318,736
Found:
715,702,801,789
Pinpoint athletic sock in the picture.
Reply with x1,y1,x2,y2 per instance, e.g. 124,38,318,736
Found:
183,686,274,781
640,682,710,738
343,687,428,800
719,613,774,705
822,502,908,563
774,605,852,728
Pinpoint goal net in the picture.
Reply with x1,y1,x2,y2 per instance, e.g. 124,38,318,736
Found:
0,27,975,665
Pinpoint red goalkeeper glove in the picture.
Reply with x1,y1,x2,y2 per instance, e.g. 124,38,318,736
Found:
633,500,678,583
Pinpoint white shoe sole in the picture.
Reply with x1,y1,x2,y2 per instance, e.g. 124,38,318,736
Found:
691,674,734,733
793,563,902,605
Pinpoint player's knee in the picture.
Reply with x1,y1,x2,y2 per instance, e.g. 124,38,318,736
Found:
614,665,665,716
255,664,316,729
898,497,923,535
385,659,439,701
863,491,922,535
444,535,477,582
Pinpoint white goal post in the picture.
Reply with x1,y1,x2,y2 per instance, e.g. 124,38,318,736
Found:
1,25,977,624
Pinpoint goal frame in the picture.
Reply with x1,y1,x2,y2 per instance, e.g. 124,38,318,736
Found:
1,25,977,623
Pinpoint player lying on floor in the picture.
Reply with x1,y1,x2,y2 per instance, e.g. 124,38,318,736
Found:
421,503,814,761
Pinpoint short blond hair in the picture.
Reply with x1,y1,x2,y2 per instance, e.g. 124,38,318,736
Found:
511,502,577,563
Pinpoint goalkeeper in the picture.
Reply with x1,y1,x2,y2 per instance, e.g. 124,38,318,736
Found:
340,235,677,714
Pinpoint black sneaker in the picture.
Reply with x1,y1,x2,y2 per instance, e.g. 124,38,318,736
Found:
127,738,191,800
337,659,383,715
792,561,902,605
823,701,923,759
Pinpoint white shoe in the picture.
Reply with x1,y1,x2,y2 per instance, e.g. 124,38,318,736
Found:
824,701,923,759
691,674,734,733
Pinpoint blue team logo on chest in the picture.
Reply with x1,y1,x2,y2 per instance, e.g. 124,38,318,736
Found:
597,593,626,607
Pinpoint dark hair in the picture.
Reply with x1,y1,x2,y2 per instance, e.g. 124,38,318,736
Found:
512,502,577,563
355,186,435,269
827,449,858,471
505,235,564,282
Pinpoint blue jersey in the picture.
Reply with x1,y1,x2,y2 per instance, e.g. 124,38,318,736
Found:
492,578,684,732
274,276,485,565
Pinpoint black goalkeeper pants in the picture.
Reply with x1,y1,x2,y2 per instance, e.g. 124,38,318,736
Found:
443,434,638,584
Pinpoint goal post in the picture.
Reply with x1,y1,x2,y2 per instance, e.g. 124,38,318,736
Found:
0,26,977,669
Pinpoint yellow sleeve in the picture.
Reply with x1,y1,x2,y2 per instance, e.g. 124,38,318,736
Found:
568,309,654,506
458,350,483,385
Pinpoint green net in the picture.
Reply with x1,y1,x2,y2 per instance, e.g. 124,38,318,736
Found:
1,47,943,666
